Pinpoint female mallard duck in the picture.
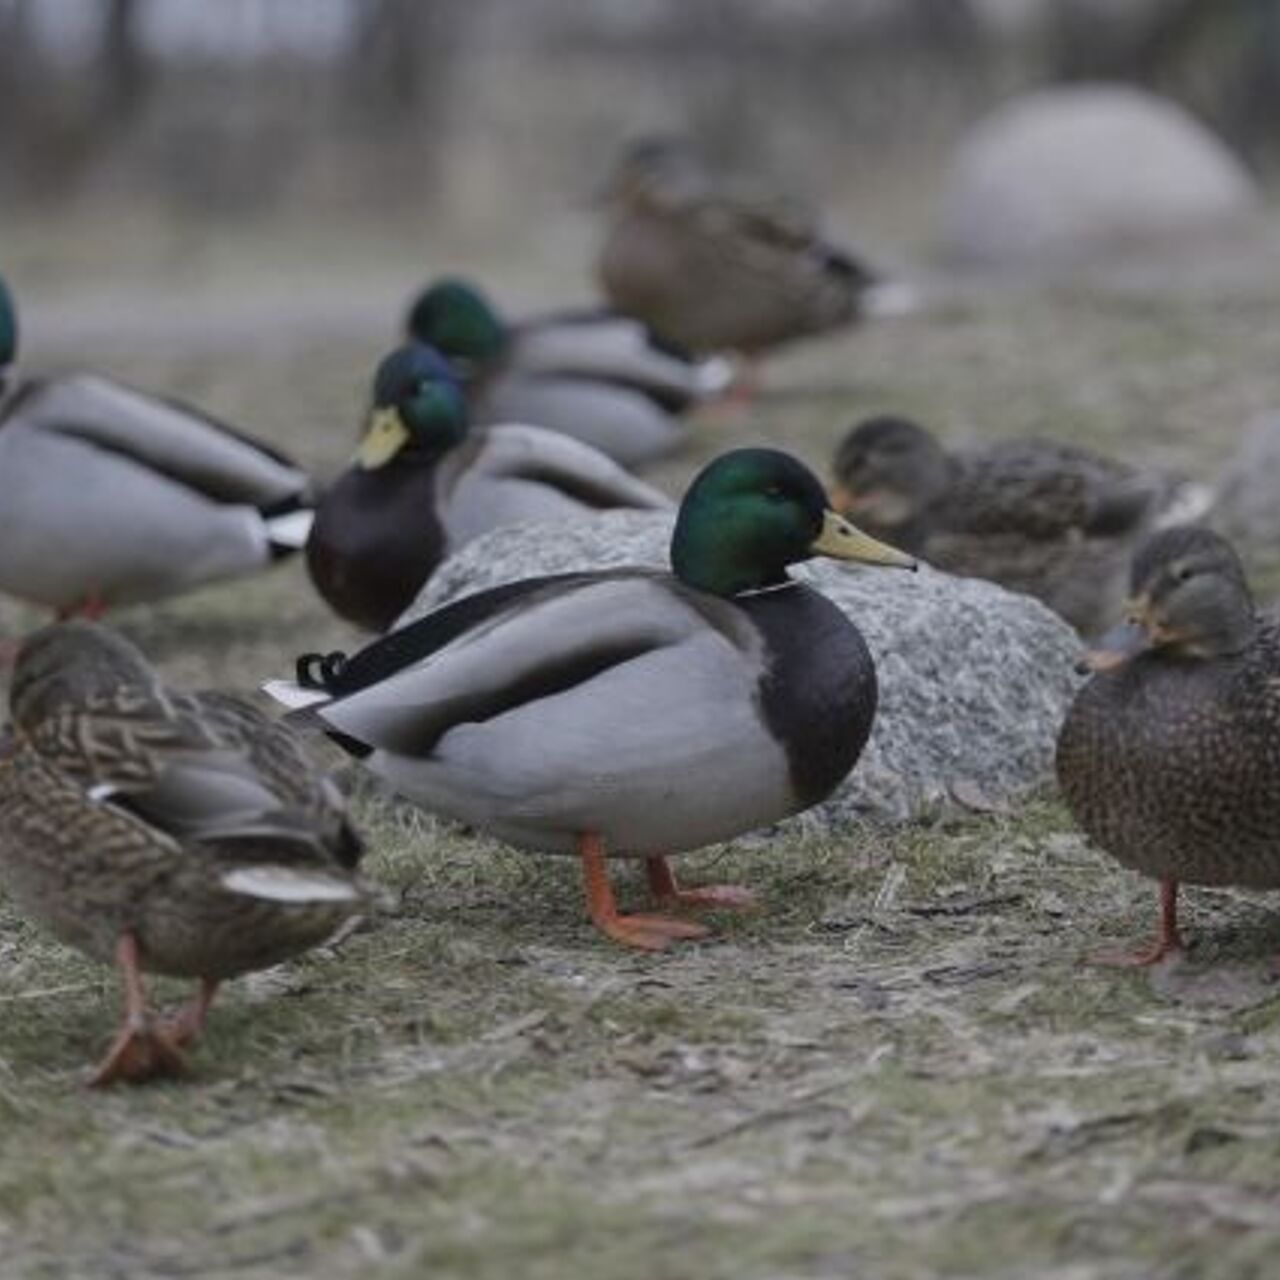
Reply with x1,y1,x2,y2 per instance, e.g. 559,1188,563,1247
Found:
405,277,732,467
831,415,1211,636
0,622,366,1085
1057,526,1280,965
272,448,914,951
0,274,313,617
595,137,907,359
306,342,670,632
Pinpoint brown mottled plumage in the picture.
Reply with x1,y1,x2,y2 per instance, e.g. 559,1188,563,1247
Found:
0,622,366,1085
832,416,1210,636
1056,527,1280,964
596,137,880,356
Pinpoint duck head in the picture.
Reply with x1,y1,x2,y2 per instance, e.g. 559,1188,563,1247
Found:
1083,526,1257,671
0,274,17,377
601,135,707,207
355,343,469,470
830,416,954,539
404,278,509,377
672,447,916,597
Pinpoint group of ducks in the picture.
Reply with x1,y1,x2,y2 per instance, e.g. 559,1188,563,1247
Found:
0,138,1276,1087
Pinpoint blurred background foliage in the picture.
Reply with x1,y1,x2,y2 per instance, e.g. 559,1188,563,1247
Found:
1,0,1277,233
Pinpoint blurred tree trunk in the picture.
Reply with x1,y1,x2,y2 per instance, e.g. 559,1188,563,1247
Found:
99,0,149,125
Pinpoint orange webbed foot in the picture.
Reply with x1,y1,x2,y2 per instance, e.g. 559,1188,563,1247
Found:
1089,879,1183,969
598,913,711,951
88,1016,189,1088
646,856,758,914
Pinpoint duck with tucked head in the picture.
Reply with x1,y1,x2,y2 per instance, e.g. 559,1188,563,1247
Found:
406,277,731,467
306,342,670,632
0,273,314,619
272,448,915,950
1057,526,1280,965
596,137,908,363
0,622,367,1085
832,414,1211,636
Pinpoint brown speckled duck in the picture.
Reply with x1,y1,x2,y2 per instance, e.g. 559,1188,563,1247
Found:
832,415,1211,636
1056,526,1280,964
596,137,904,359
0,622,366,1085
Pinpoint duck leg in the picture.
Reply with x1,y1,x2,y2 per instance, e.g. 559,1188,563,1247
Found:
57,589,108,623
89,933,190,1087
645,856,757,911
159,978,221,1048
578,833,709,951
1092,878,1185,967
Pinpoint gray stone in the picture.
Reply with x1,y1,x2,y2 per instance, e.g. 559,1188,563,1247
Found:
1211,412,1280,551
401,511,1082,828
939,86,1258,269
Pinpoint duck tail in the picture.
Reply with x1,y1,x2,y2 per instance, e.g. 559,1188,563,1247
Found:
261,495,315,558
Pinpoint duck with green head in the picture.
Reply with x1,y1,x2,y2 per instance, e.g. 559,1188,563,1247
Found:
306,341,669,632
0,271,314,618
1057,526,1280,965
405,277,731,468
272,447,915,950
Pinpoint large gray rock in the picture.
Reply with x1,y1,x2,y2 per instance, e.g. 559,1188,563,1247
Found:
940,86,1258,269
401,511,1081,827
1212,412,1280,551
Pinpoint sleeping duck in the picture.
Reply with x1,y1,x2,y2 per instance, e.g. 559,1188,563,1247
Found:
1058,526,1280,966
0,273,313,618
831,415,1212,636
305,342,670,632
271,448,915,950
0,622,366,1085
404,278,731,468
596,136,909,360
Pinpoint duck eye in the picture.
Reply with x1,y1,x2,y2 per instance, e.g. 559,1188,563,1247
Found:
1175,565,1196,583
764,485,786,501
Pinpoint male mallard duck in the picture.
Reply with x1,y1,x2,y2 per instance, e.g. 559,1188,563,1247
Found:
0,622,366,1085
306,342,670,632
0,274,313,617
271,448,914,951
405,277,732,467
596,137,908,359
1057,526,1280,965
831,415,1211,636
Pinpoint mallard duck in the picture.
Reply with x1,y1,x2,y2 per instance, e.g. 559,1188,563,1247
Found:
405,277,732,467
1056,526,1280,965
831,415,1212,636
0,622,366,1085
595,136,908,359
306,342,670,632
0,274,313,617
271,448,914,951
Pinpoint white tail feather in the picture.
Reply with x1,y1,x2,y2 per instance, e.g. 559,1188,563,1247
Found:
860,280,921,319
1154,482,1215,530
265,508,314,549
221,865,360,904
261,679,330,710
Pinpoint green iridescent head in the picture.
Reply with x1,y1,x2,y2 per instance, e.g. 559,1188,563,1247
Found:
404,278,509,374
0,275,17,371
355,344,469,470
671,448,916,597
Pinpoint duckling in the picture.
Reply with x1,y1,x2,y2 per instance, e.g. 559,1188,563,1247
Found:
596,137,905,360
270,448,914,951
831,415,1211,635
1057,526,1280,965
0,622,366,1085
405,277,732,467
306,342,670,632
0,274,313,618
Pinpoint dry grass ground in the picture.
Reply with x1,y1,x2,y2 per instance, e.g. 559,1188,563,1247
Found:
2,203,1280,1279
